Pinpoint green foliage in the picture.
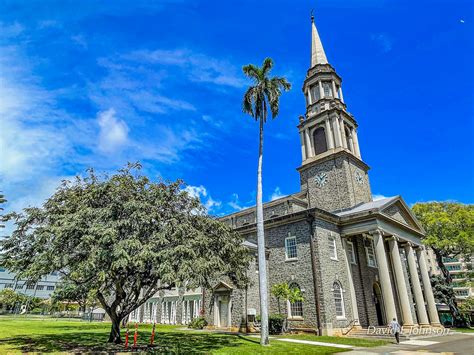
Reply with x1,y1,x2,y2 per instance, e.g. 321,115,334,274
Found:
270,282,304,315
242,58,291,122
188,316,208,329
412,202,474,259
0,289,26,309
0,163,251,343
0,193,6,229
268,314,285,334
459,297,474,314
52,280,98,311
431,275,455,304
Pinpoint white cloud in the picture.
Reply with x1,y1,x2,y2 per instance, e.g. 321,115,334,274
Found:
97,108,129,153
126,48,247,88
270,187,286,201
373,194,388,201
184,185,221,213
0,22,24,38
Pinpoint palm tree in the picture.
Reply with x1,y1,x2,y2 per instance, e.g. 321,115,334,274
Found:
242,58,291,345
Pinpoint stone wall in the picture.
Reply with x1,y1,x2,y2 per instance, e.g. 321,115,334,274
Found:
299,152,371,213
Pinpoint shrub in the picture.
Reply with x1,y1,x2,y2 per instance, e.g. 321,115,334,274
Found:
188,316,208,329
269,314,285,334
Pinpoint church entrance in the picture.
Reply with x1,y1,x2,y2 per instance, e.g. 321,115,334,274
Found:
373,282,385,326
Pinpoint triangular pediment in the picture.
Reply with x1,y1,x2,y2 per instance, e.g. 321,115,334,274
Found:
380,198,424,233
213,281,233,292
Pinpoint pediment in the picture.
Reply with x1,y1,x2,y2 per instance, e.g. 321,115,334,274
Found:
380,198,424,233
213,281,233,292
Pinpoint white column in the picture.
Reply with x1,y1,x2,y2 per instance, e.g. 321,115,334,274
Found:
333,116,342,148
352,128,362,158
389,238,414,326
348,131,355,153
405,243,430,326
318,81,324,99
300,131,307,161
340,119,348,149
338,87,345,103
372,230,397,322
332,81,337,99
307,88,312,105
343,239,360,325
305,128,313,158
416,247,441,326
325,119,334,149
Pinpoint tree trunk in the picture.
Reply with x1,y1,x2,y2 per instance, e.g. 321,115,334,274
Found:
108,315,122,344
256,116,269,346
433,248,460,318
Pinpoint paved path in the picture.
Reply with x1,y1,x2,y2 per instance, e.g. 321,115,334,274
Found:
248,335,354,349
339,332,474,355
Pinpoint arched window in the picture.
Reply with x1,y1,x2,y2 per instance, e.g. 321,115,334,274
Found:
345,127,352,152
313,127,328,155
333,281,345,318
288,283,303,318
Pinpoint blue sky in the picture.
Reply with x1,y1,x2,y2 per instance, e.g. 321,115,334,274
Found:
1,0,473,225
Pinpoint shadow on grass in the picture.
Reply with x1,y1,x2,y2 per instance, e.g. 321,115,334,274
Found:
0,331,255,353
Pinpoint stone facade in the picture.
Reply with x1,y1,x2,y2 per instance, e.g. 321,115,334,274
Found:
130,15,442,335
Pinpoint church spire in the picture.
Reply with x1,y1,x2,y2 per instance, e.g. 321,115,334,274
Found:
310,12,328,67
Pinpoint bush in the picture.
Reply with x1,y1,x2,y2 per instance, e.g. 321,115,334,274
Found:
188,316,208,329
269,314,285,334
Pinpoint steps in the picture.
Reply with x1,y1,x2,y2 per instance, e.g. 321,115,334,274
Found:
347,327,409,341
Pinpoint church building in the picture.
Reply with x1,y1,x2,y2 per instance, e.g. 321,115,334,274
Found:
129,16,441,335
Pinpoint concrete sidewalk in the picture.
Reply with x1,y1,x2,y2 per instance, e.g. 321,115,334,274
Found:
338,332,474,355
248,335,354,349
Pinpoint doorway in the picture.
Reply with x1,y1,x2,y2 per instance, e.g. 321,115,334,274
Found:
216,295,230,328
373,282,385,326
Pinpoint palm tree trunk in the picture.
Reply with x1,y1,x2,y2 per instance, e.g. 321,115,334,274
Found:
256,116,269,345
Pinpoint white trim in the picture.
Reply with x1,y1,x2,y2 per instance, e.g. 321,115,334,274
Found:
333,281,346,319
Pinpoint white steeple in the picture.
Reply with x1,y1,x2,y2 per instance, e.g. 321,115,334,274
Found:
311,13,328,67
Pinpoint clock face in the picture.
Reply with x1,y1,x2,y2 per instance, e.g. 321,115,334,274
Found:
355,171,364,184
315,172,328,188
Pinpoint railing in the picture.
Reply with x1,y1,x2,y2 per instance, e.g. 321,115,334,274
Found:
341,319,358,335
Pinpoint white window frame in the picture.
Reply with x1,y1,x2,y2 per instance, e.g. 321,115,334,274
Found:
287,283,303,319
346,240,356,264
365,239,378,268
333,281,346,319
285,235,298,261
329,235,338,260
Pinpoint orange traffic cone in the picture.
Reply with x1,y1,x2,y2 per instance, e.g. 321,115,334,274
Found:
124,327,129,348
133,323,138,347
150,322,156,345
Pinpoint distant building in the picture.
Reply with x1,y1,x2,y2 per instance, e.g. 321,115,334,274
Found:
0,268,60,299
442,256,473,301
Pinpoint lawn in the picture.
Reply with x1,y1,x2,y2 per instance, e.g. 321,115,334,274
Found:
453,327,474,333
0,316,352,354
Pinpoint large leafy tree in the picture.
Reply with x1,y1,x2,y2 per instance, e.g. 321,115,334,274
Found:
412,202,474,317
1,163,250,343
242,58,291,345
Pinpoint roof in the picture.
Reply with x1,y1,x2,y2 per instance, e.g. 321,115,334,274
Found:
335,196,399,217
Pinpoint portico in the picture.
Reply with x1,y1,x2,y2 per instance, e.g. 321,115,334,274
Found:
338,197,442,328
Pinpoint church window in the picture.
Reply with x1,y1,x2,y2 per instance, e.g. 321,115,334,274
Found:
365,239,377,268
285,236,297,260
323,81,333,97
333,281,345,318
311,85,320,102
313,127,328,155
329,235,337,260
288,283,303,318
346,241,356,264
345,127,353,152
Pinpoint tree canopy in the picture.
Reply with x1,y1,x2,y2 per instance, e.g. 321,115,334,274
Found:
1,163,251,343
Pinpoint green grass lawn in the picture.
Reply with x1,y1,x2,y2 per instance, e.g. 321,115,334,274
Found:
0,316,354,354
453,327,474,333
